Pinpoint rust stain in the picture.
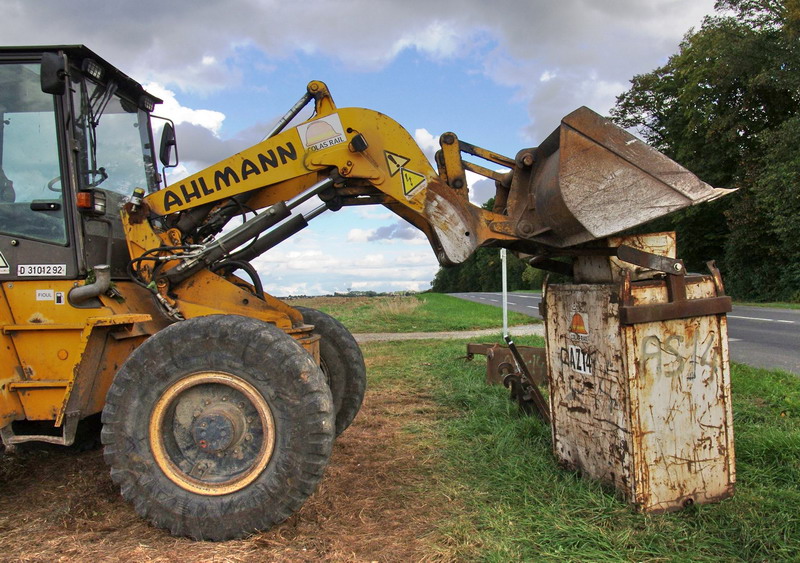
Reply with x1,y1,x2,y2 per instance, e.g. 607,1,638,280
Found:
27,313,52,325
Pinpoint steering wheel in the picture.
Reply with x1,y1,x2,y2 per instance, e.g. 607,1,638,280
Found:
47,168,108,192
47,176,62,192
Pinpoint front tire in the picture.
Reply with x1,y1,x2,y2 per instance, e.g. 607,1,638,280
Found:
101,315,334,540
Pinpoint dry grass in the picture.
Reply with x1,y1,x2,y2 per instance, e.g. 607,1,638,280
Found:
290,295,424,318
372,296,424,318
0,354,456,563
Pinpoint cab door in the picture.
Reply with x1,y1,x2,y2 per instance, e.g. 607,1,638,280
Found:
0,57,77,282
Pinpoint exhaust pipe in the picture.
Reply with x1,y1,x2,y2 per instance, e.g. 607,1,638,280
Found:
68,264,111,307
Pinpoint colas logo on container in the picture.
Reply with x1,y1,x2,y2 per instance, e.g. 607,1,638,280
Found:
568,312,589,343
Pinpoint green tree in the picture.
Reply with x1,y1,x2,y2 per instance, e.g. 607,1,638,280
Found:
430,245,532,293
612,0,800,301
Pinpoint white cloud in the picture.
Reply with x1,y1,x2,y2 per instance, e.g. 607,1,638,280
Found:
268,281,330,297
0,1,715,139
346,222,429,244
368,222,425,242
469,177,496,206
355,209,394,221
391,21,463,60
414,128,439,165
396,252,434,266
347,228,374,243
355,254,386,268
145,83,226,134
351,280,432,292
335,265,435,280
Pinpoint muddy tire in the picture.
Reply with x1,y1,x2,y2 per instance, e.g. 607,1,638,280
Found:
101,315,334,541
296,307,366,436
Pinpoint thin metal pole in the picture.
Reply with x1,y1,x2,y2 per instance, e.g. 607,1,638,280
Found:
501,248,508,338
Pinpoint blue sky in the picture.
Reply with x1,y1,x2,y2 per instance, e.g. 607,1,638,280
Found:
3,0,717,295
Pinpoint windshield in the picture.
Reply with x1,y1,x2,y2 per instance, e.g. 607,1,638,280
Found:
0,62,66,244
72,77,158,196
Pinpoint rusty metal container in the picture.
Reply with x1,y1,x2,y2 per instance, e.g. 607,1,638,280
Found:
543,274,735,512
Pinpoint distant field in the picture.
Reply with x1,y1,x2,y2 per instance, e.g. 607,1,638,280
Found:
290,293,535,333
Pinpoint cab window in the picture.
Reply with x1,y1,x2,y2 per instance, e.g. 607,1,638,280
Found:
0,62,67,244
72,79,158,196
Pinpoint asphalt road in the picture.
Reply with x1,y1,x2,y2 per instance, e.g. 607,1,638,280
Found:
450,292,799,375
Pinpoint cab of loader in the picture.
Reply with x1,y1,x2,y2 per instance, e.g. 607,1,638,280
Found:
0,45,162,283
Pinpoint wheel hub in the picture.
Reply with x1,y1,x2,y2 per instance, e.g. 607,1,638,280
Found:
192,404,245,453
149,372,276,496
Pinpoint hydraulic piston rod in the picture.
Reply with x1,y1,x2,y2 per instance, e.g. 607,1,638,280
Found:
162,178,335,286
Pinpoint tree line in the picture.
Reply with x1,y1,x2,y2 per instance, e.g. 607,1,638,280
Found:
432,0,799,301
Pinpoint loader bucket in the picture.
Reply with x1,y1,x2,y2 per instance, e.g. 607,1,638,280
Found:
529,107,733,248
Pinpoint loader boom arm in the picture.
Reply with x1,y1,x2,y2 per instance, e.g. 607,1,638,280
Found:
125,80,731,312
140,80,508,268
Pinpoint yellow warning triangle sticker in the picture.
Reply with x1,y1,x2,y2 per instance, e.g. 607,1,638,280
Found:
385,151,410,177
401,169,426,196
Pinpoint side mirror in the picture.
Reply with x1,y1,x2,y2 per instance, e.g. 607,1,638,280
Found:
159,122,178,167
41,52,68,95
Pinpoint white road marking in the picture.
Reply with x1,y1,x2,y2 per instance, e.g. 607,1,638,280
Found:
728,315,794,324
728,338,742,342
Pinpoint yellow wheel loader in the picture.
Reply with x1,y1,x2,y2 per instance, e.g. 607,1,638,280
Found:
0,45,732,539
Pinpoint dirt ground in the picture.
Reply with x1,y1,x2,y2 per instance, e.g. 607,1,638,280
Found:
0,381,453,562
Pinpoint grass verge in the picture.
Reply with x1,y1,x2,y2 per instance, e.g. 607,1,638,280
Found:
290,293,535,333
361,336,800,561
734,302,800,310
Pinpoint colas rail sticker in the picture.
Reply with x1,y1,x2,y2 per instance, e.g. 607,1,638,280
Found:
298,114,347,152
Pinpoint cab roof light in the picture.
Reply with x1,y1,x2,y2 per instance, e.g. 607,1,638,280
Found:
141,95,156,112
81,58,104,81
